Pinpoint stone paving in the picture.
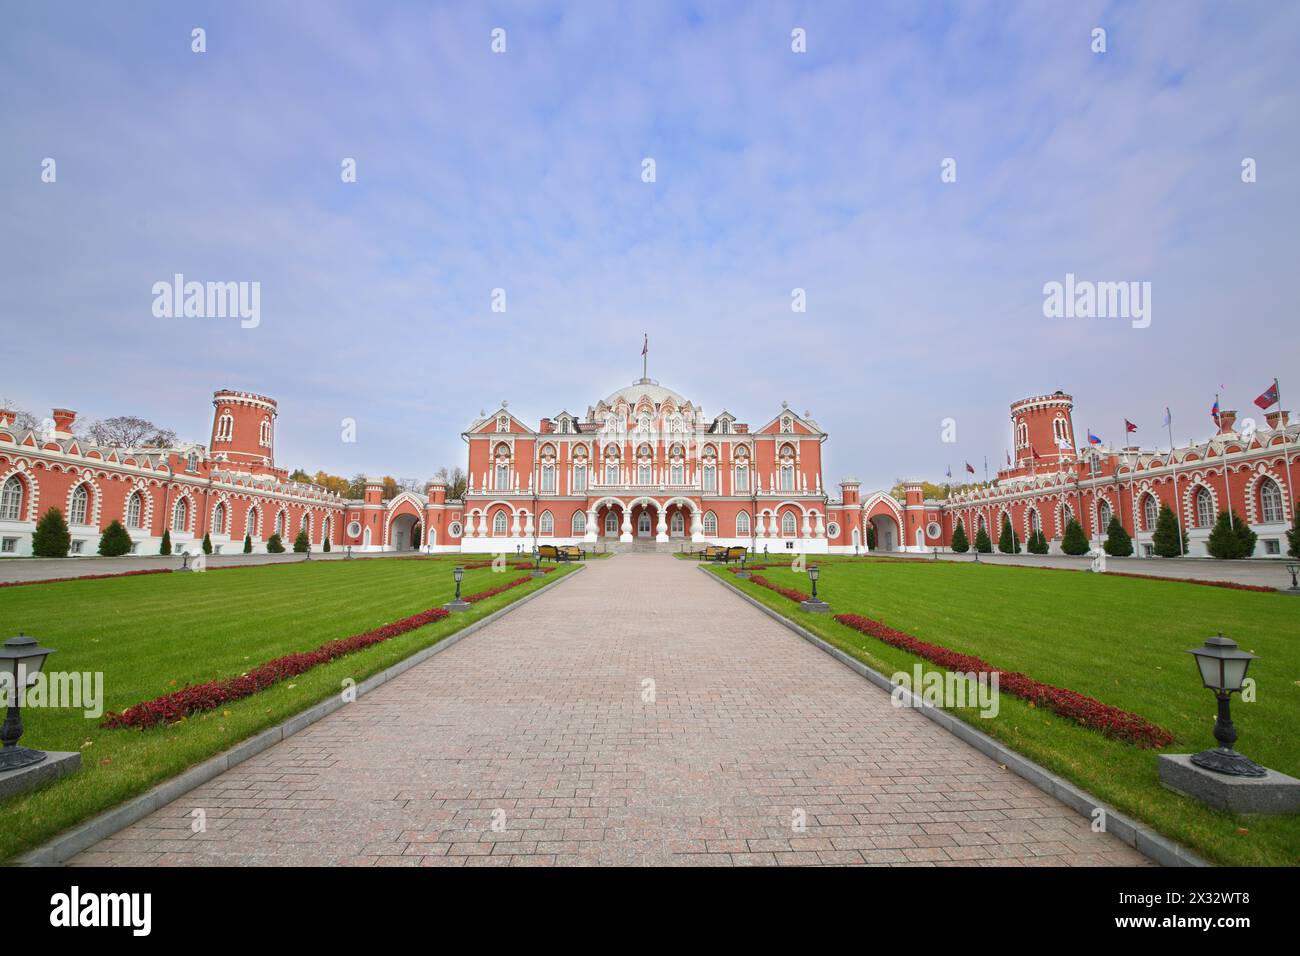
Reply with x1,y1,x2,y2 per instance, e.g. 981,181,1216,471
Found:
67,554,1151,867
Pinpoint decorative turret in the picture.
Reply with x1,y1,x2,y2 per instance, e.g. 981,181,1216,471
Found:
211,390,277,469
1010,391,1075,469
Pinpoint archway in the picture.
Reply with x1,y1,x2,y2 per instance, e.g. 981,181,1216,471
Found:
390,513,419,551
869,514,899,551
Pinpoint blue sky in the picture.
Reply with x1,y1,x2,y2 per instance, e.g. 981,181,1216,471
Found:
2,1,1297,491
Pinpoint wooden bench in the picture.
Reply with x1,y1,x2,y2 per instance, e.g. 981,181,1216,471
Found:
724,546,747,564
559,545,585,562
537,544,560,563
698,545,728,562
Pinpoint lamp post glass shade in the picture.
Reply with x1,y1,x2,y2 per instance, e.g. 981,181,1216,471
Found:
452,566,464,600
1,634,57,772
1187,634,1256,693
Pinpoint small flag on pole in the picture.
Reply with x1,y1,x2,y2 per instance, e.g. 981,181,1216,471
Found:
1124,419,1138,433
641,333,648,356
1162,407,1171,428
1254,381,1280,410
1211,399,1221,426
1057,439,1072,451
1087,430,1101,445
965,462,975,474
945,466,952,479
1006,451,1012,466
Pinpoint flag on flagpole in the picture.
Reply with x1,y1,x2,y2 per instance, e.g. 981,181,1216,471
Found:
945,466,952,479
641,333,648,356
1057,439,1072,451
1162,407,1171,429
1125,419,1138,433
1006,451,1012,466
1211,399,1221,427
965,462,975,474
1087,430,1101,445
1254,380,1280,409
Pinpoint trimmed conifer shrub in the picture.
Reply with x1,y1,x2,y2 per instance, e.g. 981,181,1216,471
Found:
202,533,212,555
1208,510,1256,559
1103,516,1133,557
974,526,992,553
266,533,285,553
243,533,253,554
996,514,1021,554
32,506,72,558
98,520,132,557
866,524,876,549
1061,518,1089,555
950,522,969,553
293,529,310,553
1027,529,1049,554
159,529,172,556
1289,501,1300,559
1152,503,1188,557
323,537,331,552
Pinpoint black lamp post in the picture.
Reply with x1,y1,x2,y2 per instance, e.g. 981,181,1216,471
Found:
854,543,859,558
800,564,830,613
444,566,471,612
1282,562,1300,596
531,546,544,577
1186,634,1266,777
763,544,769,558
737,551,751,579
345,545,353,560
0,634,55,772
932,547,939,560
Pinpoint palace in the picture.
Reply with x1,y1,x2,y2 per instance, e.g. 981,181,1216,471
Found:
1,382,1295,560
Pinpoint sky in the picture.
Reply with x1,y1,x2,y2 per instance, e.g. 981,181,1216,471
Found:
2,0,1297,492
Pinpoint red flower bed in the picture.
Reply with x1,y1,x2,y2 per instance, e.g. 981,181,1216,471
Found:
102,605,453,730
831,613,1173,748
726,565,1172,747
0,568,173,589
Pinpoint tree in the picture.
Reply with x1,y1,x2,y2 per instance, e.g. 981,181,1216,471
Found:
159,528,172,556
243,533,253,554
1103,516,1133,557
1289,501,1300,559
84,416,176,448
866,523,877,549
98,520,132,557
950,522,969,553
266,533,285,553
293,529,310,553
1027,529,1049,554
32,507,71,557
1061,518,1089,555
974,526,993,553
1207,510,1256,559
997,514,1021,554
323,536,331,553
202,532,213,555
1151,504,1188,557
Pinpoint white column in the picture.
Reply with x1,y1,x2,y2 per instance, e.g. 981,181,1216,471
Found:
655,505,668,543
522,511,533,538
620,506,633,543
511,510,521,537
814,512,825,537
755,512,766,537
690,509,702,543
584,509,598,544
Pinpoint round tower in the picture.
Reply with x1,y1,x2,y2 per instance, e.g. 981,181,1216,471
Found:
210,390,277,469
1010,391,1075,468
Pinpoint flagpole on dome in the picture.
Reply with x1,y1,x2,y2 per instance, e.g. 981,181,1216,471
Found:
1126,419,1141,558
1263,377,1294,528
1165,405,1185,556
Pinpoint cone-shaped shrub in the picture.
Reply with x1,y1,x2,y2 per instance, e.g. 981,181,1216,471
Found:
243,533,253,553
950,522,969,553
202,532,212,555
32,506,71,558
98,520,132,557
1061,518,1089,555
1152,504,1188,557
159,529,172,556
293,529,310,553
266,533,285,553
974,527,992,553
1103,516,1133,557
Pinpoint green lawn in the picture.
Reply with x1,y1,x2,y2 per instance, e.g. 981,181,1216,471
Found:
0,556,575,863
706,559,1300,867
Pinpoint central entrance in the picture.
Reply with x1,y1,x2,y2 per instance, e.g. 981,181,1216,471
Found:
637,512,652,537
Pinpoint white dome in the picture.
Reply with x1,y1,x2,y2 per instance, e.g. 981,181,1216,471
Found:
600,378,691,409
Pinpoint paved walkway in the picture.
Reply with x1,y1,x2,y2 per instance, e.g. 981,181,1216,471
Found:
67,555,1149,867
883,549,1293,587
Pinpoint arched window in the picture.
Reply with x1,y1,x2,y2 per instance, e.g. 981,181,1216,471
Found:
573,464,587,492
216,412,234,441
638,461,651,485
1029,509,1041,534
321,517,331,542
0,476,23,521
1059,504,1073,535
172,497,189,532
496,415,509,433
1195,487,1215,528
670,461,684,484
212,502,226,534
1016,420,1028,448
605,511,618,535
539,511,553,535
1098,499,1112,532
671,511,684,535
275,511,286,536
736,511,750,536
572,511,586,534
69,485,89,525
780,416,793,433
260,419,272,446
541,464,555,493
780,465,794,492
247,506,259,537
1260,478,1284,523
735,465,749,494
126,492,143,528
702,464,716,492
781,512,797,536
702,511,717,536
1143,494,1158,531
492,510,509,535
977,514,986,534
496,461,509,490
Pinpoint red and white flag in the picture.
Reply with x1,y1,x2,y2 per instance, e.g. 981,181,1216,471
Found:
1254,381,1280,410
1124,419,1137,433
